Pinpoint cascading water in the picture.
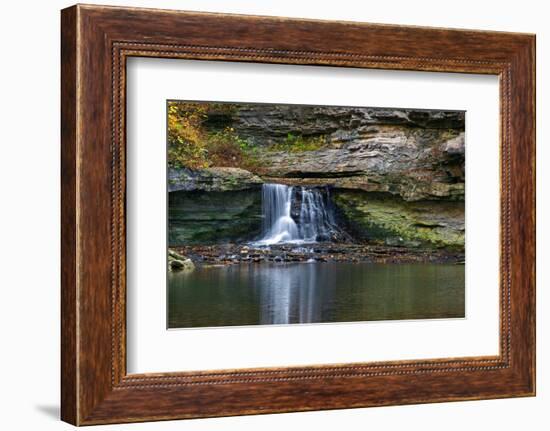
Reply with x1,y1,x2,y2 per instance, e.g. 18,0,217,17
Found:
257,184,299,245
298,187,339,242
255,183,341,245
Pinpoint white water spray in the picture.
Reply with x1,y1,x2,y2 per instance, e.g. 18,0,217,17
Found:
255,183,339,245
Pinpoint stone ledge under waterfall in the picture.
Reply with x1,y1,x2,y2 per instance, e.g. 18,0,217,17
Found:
168,181,465,268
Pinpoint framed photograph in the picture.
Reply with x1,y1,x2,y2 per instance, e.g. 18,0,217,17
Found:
61,4,535,425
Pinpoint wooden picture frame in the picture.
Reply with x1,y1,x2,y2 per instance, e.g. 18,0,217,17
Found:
61,4,536,425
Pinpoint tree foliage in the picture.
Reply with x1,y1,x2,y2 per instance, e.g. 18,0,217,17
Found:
167,102,260,170
167,102,209,169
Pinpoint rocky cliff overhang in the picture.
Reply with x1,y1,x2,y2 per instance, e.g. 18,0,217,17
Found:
256,131,465,202
172,105,465,201
226,105,465,144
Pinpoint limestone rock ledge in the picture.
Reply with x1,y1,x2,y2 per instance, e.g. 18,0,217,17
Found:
168,167,263,192
257,130,465,202
228,105,465,143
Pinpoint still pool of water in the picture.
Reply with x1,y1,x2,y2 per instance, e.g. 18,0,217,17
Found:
168,262,465,329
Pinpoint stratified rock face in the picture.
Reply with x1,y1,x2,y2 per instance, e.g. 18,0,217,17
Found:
169,167,263,192
228,105,465,145
333,191,465,250
259,129,465,201
207,105,465,202
169,189,262,245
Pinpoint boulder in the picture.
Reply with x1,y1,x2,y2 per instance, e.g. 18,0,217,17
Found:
168,249,195,272
441,132,465,156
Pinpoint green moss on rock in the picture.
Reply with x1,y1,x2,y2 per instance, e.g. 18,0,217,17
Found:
169,189,262,245
333,191,464,250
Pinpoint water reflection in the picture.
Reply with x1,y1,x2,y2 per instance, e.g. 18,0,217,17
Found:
258,263,321,325
168,262,464,329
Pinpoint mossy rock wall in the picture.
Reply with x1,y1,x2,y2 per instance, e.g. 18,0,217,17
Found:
169,189,262,245
332,190,465,250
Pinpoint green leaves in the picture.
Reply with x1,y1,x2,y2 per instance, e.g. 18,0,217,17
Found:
269,133,326,153
167,102,261,172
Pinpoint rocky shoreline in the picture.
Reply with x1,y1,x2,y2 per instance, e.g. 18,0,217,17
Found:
170,243,464,270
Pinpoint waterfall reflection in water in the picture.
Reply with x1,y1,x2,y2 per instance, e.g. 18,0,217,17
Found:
168,262,465,329
259,262,320,325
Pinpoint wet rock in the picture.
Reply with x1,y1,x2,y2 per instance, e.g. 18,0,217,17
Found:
441,132,465,156
170,259,195,272
385,237,404,247
168,249,195,272
169,167,263,192
403,240,422,248
172,242,464,266
333,191,465,250
168,249,186,260
169,188,262,245
170,260,184,269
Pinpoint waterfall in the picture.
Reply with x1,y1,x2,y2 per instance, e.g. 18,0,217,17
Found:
255,183,340,245
258,184,299,245
299,187,339,243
